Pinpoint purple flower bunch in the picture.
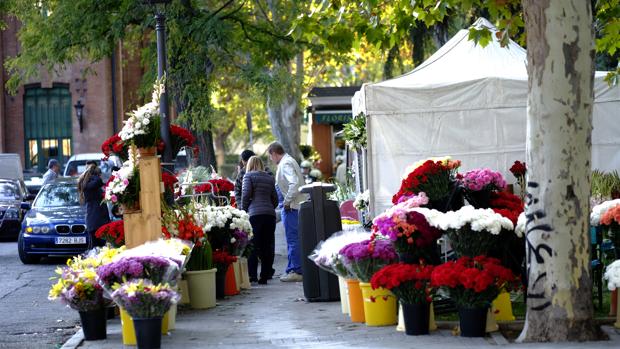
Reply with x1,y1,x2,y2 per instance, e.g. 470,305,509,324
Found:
460,168,506,192
231,229,250,256
111,279,179,318
339,239,398,282
96,256,180,290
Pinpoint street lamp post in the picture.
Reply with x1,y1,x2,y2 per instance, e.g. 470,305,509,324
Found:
145,0,173,168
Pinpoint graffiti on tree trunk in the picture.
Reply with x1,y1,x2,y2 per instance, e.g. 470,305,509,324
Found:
524,181,553,311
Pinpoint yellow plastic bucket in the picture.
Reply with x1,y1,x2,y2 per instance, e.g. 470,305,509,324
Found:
492,289,515,321
359,282,397,326
346,279,365,323
120,308,169,345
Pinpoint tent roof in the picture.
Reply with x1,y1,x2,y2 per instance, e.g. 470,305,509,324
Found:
376,18,527,88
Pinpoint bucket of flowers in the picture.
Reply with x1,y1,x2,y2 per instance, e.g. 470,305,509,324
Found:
196,204,253,253
340,238,399,326
435,205,514,258
431,256,520,337
373,193,442,264
459,168,507,209
49,256,108,340
111,279,179,349
371,262,435,335
393,157,462,212
213,250,238,298
104,159,140,213
95,221,125,247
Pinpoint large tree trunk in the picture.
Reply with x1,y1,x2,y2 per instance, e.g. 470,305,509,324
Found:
195,130,218,171
214,123,235,168
517,0,598,342
267,94,301,161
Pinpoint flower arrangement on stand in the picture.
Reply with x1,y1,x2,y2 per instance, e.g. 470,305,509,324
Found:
393,157,462,212
49,256,108,340
340,238,399,326
104,158,140,212
111,279,179,349
95,221,125,247
509,161,527,202
371,263,435,335
431,256,520,337
118,80,164,152
460,168,507,208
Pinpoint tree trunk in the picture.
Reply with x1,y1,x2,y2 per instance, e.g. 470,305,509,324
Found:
517,0,599,342
246,111,253,149
267,94,301,161
409,24,426,67
195,130,218,172
214,123,235,168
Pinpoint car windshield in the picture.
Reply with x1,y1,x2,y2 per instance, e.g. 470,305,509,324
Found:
65,159,114,177
34,184,80,208
0,182,19,201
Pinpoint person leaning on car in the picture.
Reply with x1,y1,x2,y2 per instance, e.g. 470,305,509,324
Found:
77,161,110,247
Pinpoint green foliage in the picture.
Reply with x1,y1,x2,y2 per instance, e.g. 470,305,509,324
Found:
592,170,620,199
342,113,366,151
186,240,213,271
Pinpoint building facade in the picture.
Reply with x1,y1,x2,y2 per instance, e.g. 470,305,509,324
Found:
0,17,144,174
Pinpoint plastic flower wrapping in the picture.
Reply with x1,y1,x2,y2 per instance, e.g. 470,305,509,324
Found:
430,255,520,308
49,255,106,311
353,190,370,211
118,80,163,148
460,168,506,192
96,255,180,291
110,279,179,319
591,199,620,226
370,263,435,304
113,238,193,269
393,157,461,204
604,260,620,291
339,238,398,282
104,157,139,206
309,228,372,278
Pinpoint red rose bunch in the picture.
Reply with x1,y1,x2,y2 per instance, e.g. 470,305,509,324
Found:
169,125,195,156
509,161,526,177
212,250,238,268
431,256,520,308
209,178,234,196
393,159,460,204
101,134,128,161
371,263,435,304
194,183,213,194
489,191,523,225
161,172,178,191
95,221,125,247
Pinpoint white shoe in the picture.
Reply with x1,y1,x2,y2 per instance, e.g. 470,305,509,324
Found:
279,272,303,282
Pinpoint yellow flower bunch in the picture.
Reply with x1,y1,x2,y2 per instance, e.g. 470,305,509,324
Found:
94,245,126,265
342,219,361,225
48,254,104,311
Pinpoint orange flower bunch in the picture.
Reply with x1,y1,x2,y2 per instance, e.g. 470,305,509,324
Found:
601,205,620,226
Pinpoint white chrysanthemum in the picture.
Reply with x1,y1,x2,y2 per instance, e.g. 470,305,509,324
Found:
591,199,620,226
429,205,513,235
604,260,620,291
515,212,526,238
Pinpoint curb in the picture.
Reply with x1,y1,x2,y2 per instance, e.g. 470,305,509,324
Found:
60,329,84,349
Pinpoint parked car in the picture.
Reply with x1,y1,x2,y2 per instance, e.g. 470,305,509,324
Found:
63,153,122,182
18,179,89,264
0,179,30,240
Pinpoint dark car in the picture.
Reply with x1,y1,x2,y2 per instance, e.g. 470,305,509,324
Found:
0,179,30,240
18,179,90,264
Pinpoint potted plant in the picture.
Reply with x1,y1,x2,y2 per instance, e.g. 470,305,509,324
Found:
111,279,178,349
438,205,514,258
49,256,107,340
94,221,125,247
373,197,442,264
371,263,435,335
459,168,507,208
431,256,519,337
213,250,238,299
340,238,398,326
392,157,462,212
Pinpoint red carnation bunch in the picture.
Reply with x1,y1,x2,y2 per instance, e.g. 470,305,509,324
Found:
161,172,178,192
212,250,238,268
101,134,128,161
392,159,460,204
431,256,520,308
489,191,523,225
169,125,195,156
371,263,435,304
95,221,125,247
195,179,234,197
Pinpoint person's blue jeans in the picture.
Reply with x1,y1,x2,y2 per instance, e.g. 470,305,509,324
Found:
282,208,302,274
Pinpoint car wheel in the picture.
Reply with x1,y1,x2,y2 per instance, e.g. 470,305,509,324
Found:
18,233,40,264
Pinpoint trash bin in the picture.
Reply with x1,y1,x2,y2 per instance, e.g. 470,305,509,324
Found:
298,182,342,302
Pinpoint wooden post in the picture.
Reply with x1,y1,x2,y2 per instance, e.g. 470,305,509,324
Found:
124,153,163,248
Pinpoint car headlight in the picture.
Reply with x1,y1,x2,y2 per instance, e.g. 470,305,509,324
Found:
4,210,19,220
26,225,50,234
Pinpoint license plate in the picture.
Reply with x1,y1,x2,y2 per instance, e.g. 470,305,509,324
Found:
55,236,86,245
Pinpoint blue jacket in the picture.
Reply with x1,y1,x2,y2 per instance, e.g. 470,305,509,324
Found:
241,171,278,217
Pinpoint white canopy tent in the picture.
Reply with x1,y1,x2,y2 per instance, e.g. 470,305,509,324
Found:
352,18,620,216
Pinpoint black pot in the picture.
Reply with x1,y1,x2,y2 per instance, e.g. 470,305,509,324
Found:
458,307,488,337
215,265,228,299
106,305,117,320
402,302,430,335
79,308,107,340
133,317,162,349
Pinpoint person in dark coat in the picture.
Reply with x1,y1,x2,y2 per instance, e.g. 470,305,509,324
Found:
77,162,110,247
234,149,256,208
242,156,279,284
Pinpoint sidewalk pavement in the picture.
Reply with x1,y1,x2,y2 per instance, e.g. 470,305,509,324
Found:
70,223,620,349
